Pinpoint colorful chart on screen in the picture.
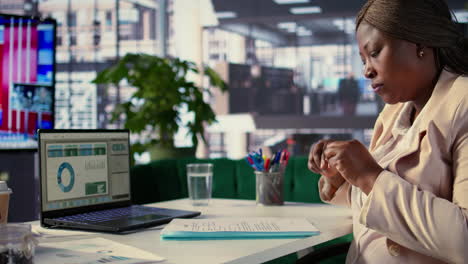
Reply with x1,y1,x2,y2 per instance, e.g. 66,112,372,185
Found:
46,143,108,201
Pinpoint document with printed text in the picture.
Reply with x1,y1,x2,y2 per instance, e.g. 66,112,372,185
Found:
36,237,165,264
160,217,320,240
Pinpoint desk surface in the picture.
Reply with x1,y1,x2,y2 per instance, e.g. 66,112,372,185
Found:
33,198,352,264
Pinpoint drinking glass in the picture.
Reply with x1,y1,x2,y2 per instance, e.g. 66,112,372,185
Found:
186,163,213,206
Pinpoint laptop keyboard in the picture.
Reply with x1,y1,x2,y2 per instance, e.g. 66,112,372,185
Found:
55,205,173,224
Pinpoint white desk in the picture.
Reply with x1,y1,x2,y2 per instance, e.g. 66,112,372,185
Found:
33,198,352,264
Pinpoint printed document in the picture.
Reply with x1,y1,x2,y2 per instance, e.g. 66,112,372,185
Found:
36,237,165,264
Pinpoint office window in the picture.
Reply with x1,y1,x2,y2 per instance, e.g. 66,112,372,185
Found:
70,34,76,46
105,10,112,26
50,11,65,27
120,33,130,41
150,9,156,40
92,20,101,45
334,55,345,64
209,40,219,48
67,12,76,27
56,35,62,46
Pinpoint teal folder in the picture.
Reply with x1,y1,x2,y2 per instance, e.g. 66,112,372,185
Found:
160,217,320,241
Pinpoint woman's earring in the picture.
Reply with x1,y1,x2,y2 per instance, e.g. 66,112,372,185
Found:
418,49,425,58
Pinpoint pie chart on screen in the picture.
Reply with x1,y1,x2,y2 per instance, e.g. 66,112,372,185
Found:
57,162,75,192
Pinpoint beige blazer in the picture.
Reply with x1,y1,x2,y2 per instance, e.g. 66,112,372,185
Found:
319,70,468,263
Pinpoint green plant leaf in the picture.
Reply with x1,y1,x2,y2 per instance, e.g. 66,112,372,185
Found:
92,53,226,156
204,66,227,92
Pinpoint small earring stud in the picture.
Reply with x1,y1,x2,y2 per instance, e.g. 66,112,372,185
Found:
418,50,425,58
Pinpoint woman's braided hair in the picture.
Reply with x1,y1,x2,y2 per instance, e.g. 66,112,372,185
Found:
356,0,468,75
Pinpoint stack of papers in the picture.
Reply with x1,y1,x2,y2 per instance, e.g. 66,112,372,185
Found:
36,237,165,264
160,217,320,240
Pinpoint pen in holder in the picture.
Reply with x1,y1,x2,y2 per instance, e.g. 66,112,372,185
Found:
255,171,284,206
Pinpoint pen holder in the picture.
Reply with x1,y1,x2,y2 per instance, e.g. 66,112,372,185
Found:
255,171,284,206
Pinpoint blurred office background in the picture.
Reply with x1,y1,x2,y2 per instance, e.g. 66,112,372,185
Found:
2,0,468,162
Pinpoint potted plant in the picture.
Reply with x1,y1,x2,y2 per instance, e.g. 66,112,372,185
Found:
93,53,227,161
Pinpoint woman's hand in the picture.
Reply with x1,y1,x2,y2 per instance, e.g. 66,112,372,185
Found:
308,140,346,191
323,139,383,195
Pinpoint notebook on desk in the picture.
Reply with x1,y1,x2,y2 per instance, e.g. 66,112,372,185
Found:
160,217,320,240
38,129,200,233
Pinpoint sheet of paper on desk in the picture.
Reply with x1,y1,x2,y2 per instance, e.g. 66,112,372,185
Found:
161,217,320,240
32,225,94,240
36,237,165,264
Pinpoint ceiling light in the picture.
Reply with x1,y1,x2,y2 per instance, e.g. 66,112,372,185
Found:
290,6,322,14
215,12,237,19
273,0,310,4
277,22,297,29
297,26,312,35
297,31,312,36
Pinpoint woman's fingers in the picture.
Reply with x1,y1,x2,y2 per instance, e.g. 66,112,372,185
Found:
308,154,320,173
322,142,350,179
321,151,327,169
326,155,341,172
313,141,324,169
321,139,382,194
323,145,339,161
308,140,332,174
323,140,350,160
308,143,321,173
321,161,339,178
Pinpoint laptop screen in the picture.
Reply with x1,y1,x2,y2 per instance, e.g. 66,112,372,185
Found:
39,130,131,212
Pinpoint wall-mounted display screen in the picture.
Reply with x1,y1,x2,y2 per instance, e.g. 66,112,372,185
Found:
0,14,56,150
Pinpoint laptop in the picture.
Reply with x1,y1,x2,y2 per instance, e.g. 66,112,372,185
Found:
38,129,200,233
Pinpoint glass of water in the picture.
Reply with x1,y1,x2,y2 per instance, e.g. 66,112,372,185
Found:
186,163,213,206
